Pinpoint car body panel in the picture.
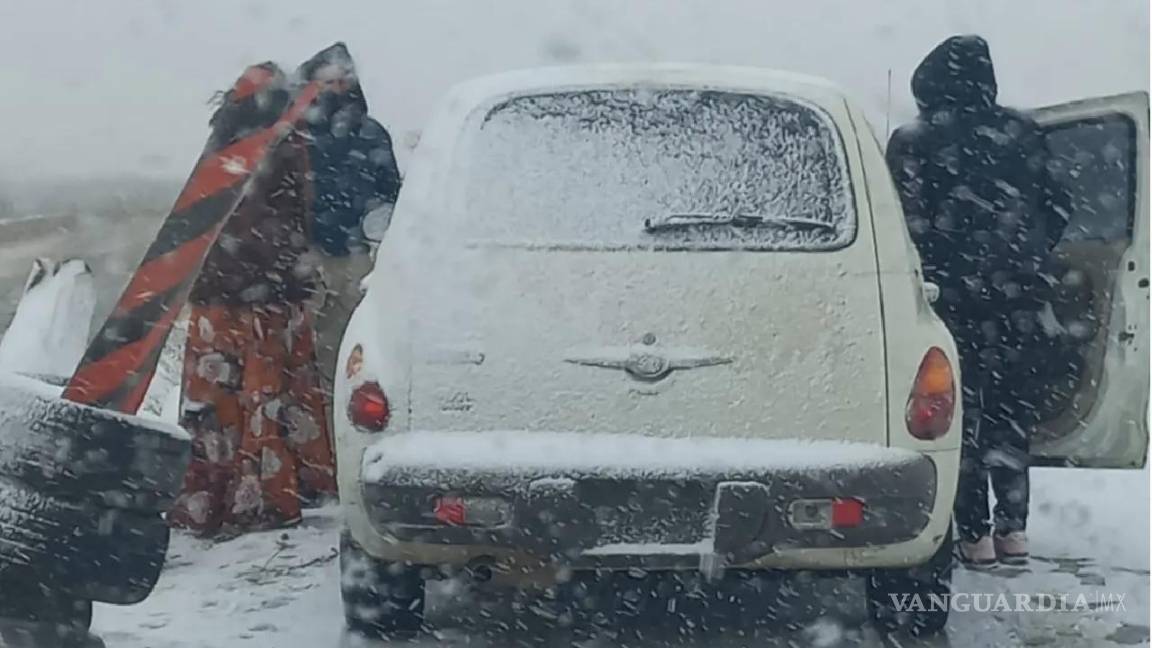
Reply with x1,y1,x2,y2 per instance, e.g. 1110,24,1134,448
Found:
408,250,887,443
336,64,961,573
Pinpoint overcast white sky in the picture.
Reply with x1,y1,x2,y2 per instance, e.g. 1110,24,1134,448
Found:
0,0,1146,181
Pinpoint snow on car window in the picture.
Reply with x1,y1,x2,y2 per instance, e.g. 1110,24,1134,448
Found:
454,89,856,250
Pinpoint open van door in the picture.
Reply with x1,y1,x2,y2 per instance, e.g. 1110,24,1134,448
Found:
1030,92,1149,468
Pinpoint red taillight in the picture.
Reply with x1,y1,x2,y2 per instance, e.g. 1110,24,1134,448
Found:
348,381,390,431
831,498,864,528
787,497,865,529
905,347,955,440
434,496,467,526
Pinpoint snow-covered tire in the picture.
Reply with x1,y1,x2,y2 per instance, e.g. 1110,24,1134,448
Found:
865,525,953,636
339,530,425,639
0,477,169,604
0,385,190,511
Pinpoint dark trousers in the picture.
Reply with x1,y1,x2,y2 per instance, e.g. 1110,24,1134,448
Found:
953,386,1031,542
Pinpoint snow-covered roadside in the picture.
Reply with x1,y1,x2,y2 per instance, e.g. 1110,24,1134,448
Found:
91,466,1150,648
1029,466,1149,571
93,506,346,648
955,466,1151,646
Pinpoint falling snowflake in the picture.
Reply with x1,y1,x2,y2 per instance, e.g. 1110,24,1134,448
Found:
221,155,249,175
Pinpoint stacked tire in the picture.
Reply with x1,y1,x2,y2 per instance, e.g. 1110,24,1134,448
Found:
0,374,190,632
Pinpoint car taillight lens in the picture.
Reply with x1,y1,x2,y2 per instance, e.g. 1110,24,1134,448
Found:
434,496,466,526
788,497,865,529
830,498,864,528
348,381,390,431
905,347,955,440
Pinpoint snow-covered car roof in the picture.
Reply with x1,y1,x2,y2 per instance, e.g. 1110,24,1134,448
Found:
444,63,849,109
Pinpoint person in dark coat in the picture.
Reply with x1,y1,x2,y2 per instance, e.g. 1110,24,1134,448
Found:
886,35,1070,566
309,107,402,258
303,60,403,397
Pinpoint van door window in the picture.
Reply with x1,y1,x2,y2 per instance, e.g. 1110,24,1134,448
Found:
1033,114,1136,431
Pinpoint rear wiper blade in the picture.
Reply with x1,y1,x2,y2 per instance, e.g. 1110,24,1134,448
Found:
642,213,835,233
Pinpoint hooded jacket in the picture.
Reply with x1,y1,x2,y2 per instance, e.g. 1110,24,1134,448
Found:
887,36,1070,364
308,113,402,257
298,44,403,257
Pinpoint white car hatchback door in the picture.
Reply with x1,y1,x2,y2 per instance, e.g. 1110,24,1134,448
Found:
393,78,890,445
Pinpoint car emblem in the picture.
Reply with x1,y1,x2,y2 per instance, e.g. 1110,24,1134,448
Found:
625,353,673,381
564,347,733,382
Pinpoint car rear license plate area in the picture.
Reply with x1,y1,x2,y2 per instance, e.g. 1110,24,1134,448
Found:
578,479,712,546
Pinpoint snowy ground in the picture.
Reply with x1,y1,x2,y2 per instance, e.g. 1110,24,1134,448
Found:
89,466,1149,648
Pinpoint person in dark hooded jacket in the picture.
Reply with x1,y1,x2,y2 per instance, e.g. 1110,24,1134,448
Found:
301,56,403,398
887,35,1070,566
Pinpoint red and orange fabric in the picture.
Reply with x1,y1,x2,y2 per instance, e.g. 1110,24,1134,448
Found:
167,303,335,534
60,60,322,414
59,50,357,536
168,132,337,536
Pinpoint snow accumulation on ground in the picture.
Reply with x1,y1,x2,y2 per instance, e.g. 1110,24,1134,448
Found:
89,466,1149,648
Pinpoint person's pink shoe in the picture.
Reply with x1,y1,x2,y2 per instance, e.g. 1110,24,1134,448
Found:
959,535,997,568
994,532,1029,565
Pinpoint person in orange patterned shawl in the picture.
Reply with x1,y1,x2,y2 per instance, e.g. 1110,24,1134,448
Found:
168,123,337,536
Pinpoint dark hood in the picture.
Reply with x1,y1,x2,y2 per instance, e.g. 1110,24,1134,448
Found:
297,42,370,116
912,35,998,112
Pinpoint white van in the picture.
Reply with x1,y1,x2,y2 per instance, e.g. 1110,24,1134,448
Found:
333,65,1149,638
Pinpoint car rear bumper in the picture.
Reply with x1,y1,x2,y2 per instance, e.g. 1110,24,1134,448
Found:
359,432,937,570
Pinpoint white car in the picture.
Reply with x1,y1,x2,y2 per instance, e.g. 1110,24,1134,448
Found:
333,65,1149,637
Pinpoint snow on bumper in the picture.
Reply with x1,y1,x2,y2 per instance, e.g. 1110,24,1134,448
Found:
360,432,936,568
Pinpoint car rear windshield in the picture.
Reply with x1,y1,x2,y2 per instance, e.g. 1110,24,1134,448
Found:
450,88,857,251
